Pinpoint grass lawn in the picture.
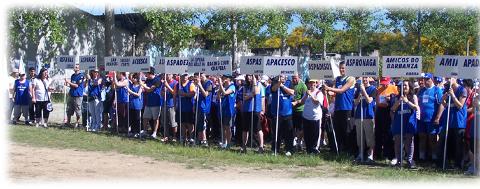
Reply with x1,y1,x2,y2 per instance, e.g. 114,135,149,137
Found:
9,124,478,182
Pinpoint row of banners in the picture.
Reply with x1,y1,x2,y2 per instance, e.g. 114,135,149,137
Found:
56,55,479,79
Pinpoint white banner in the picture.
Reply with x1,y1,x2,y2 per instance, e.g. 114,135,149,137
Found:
240,56,264,75
154,57,165,73
458,56,480,79
382,56,422,78
56,55,76,70
263,56,297,76
205,56,232,75
104,56,119,71
155,57,190,74
434,55,460,78
79,55,97,70
130,56,150,72
116,57,132,72
308,59,338,80
345,56,379,77
188,56,206,73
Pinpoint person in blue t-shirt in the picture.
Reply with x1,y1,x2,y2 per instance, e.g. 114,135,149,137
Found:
241,75,265,153
160,73,178,142
217,74,236,149
323,61,355,153
353,77,376,162
270,75,295,156
85,69,103,132
436,78,468,169
140,68,162,139
64,64,85,127
113,72,129,134
127,73,143,135
193,72,213,146
12,71,33,125
417,73,443,162
176,73,196,144
390,80,419,169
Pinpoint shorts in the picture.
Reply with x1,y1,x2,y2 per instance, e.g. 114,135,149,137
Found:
242,112,261,132
160,107,177,128
67,96,82,117
354,119,375,148
143,106,161,120
195,110,207,131
221,116,234,127
178,111,194,124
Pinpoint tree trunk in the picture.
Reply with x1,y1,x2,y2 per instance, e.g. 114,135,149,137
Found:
466,38,470,56
323,39,327,60
230,13,238,71
104,4,114,70
280,37,285,56
417,10,422,55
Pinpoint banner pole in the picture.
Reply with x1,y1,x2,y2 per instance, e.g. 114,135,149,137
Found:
443,81,453,170
64,74,67,126
163,74,167,142
274,76,280,156
400,79,404,168
325,90,339,156
179,82,183,144
219,83,224,147
251,76,255,149
360,78,364,162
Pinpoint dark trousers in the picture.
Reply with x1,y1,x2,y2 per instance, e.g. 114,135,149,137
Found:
375,107,394,160
129,109,141,133
333,110,351,153
34,101,50,119
304,118,320,153
234,110,243,145
29,102,35,121
271,115,294,153
437,128,465,168
293,111,304,132
117,103,128,133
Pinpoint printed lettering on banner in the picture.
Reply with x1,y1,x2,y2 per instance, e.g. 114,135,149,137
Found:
104,56,119,71
308,59,338,80
163,57,189,74
56,55,76,70
130,56,150,72
205,56,232,75
240,56,264,75
188,56,206,73
434,55,460,78
154,57,166,73
458,56,479,79
79,55,97,70
344,56,379,77
382,56,422,78
263,56,297,76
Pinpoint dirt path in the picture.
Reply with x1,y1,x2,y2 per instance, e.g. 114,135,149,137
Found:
9,143,334,183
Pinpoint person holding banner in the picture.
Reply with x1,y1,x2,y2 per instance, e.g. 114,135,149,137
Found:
28,67,37,124
390,80,419,169
465,90,479,175
291,73,308,152
85,69,103,132
160,74,178,142
217,74,236,149
353,77,376,162
193,73,213,147
102,72,115,131
11,70,33,125
140,69,162,139
127,73,143,136
323,61,355,154
64,64,85,128
270,75,295,156
375,77,398,161
241,75,265,153
31,68,53,128
176,73,196,145
299,79,324,154
417,73,443,163
436,78,468,169
112,72,130,134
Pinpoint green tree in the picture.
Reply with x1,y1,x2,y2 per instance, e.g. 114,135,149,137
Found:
340,8,378,56
263,8,293,56
298,8,337,59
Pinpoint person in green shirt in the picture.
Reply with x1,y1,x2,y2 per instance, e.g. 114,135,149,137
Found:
291,73,308,151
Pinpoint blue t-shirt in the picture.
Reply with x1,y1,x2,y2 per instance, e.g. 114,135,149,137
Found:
129,83,143,110
391,96,417,135
14,80,30,105
163,80,177,108
69,73,85,97
116,79,129,103
418,86,443,122
440,86,468,130
354,85,376,119
242,82,262,112
270,81,293,117
221,84,236,118
334,76,355,111
145,76,162,107
88,79,102,99
178,81,194,112
196,80,213,114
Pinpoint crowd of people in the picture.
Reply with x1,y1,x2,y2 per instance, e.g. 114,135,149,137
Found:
7,62,480,175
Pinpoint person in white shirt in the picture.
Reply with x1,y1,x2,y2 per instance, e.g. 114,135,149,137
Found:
8,68,19,120
31,68,53,128
300,79,324,154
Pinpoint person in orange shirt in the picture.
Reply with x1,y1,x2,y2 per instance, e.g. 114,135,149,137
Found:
374,77,398,162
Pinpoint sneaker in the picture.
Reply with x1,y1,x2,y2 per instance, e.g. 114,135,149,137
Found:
240,146,247,154
35,123,39,128
310,149,320,155
390,158,398,166
171,138,177,143
464,165,475,175
257,147,265,154
354,156,363,163
11,120,17,125
43,123,48,128
188,139,195,146
365,158,375,164
151,133,157,139
160,137,168,142
25,121,31,126
201,140,208,147
285,151,292,156
408,161,417,169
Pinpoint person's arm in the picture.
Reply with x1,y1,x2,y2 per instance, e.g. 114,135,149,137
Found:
128,86,142,97
325,77,355,94
65,77,79,88
448,88,467,109
300,93,308,105
31,81,36,103
362,86,374,103
164,80,175,94
405,95,420,111
310,90,321,105
391,96,401,112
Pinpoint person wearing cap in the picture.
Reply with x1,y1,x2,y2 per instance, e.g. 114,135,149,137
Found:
8,68,19,120
64,64,85,128
374,76,398,161
353,77,377,162
291,73,308,152
11,69,33,125
140,69,162,139
176,73,196,144
436,77,468,169
193,72,213,147
323,61,355,154
85,69,103,132
160,73,178,142
299,79,324,154
217,74,236,149
112,72,130,134
270,75,295,156
417,73,443,162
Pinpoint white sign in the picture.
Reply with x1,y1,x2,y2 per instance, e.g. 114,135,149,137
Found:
344,56,379,77
205,56,232,75
434,55,460,78
308,59,338,80
56,55,76,70
458,56,479,79
263,56,297,76
382,56,422,78
154,57,165,73
104,56,119,71
155,57,189,74
130,56,150,72
79,55,97,70
114,57,132,72
188,56,206,73
240,56,264,75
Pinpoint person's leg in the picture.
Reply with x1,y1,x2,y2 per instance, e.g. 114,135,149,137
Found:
364,119,375,160
75,97,82,126
88,100,95,130
66,96,73,125
374,108,385,159
242,112,250,149
169,107,178,140
21,105,29,123
271,116,280,153
284,116,294,153
454,128,466,168
354,119,362,158
393,135,401,165
303,118,313,153
333,111,344,152
405,134,415,165
42,102,50,126
418,121,427,161
34,101,42,125
254,112,264,150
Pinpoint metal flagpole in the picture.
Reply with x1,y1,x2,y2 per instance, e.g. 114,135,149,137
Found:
360,78,364,162
250,76,255,149
194,84,200,145
163,74,167,142
400,79,404,168
219,86,224,147
64,74,68,126
86,70,91,131
474,93,478,175
274,77,280,156
443,81,453,170
324,91,339,156
114,73,119,135
127,77,130,136
179,82,183,144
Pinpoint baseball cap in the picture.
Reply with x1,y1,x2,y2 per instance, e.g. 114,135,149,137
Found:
422,73,433,79
260,75,269,83
235,75,245,81
380,77,391,85
308,79,319,83
434,76,443,83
